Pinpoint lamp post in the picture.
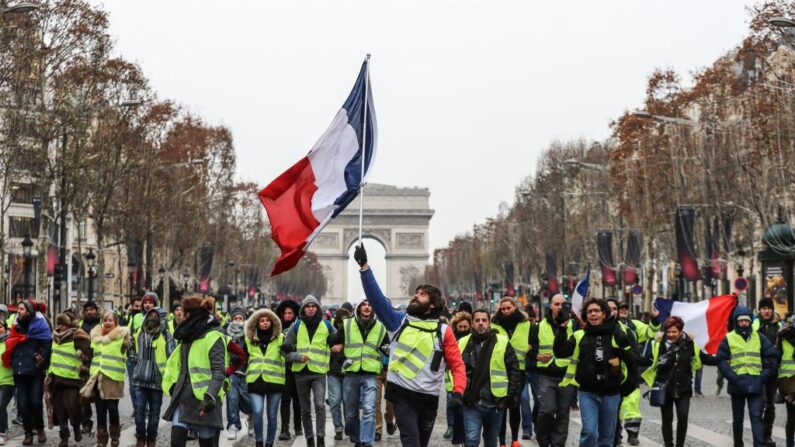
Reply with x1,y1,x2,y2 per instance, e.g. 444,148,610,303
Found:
22,235,32,299
4,2,38,14
86,248,96,302
182,271,190,294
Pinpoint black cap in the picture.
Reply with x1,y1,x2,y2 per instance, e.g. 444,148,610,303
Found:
758,297,774,310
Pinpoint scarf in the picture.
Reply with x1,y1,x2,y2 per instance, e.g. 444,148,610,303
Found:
492,309,524,335
256,327,273,348
2,315,52,367
53,328,77,344
173,310,217,342
227,322,245,340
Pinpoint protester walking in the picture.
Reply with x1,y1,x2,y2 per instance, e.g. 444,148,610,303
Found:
132,306,173,447
355,245,466,447
281,295,335,447
777,315,795,447
162,295,227,447
226,305,253,440
753,297,784,446
0,322,12,445
328,307,349,441
244,308,286,447
83,311,130,447
717,305,778,447
275,299,303,440
447,311,473,446
79,301,101,436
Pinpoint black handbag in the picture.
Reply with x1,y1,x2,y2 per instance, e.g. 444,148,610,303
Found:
648,381,668,407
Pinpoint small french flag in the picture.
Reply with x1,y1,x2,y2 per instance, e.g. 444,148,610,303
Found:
259,59,376,275
653,294,737,354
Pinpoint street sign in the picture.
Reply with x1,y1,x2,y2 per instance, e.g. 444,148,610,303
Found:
735,277,748,292
631,284,643,295
104,272,114,279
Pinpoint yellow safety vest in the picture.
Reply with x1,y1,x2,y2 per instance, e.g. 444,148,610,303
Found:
245,334,286,385
560,330,628,388
780,339,795,379
343,318,386,374
726,330,763,376
49,340,82,380
292,321,330,374
0,342,13,386
458,333,509,397
161,330,228,400
90,335,127,382
625,319,655,344
537,319,572,369
493,320,530,370
134,329,168,375
641,337,702,387
390,320,439,380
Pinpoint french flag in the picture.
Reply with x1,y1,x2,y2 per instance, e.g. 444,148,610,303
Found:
653,294,737,354
259,59,376,275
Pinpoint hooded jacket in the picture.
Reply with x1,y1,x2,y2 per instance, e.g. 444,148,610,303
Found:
244,308,284,395
328,301,386,375
280,296,335,374
716,306,778,396
275,300,301,332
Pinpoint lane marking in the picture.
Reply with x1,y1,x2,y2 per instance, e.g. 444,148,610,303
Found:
647,418,734,447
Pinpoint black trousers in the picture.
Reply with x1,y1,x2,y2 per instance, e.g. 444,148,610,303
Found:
660,396,690,447
94,399,119,429
499,405,521,444
763,377,777,442
280,370,302,433
392,393,439,447
786,401,795,447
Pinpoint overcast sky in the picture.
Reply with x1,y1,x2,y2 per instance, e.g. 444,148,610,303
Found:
103,0,754,258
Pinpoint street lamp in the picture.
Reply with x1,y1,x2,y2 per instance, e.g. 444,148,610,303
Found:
770,17,795,28
4,2,38,14
21,235,32,299
86,248,96,302
119,98,143,108
631,110,696,126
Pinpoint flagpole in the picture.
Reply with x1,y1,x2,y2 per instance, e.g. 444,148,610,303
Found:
358,54,371,246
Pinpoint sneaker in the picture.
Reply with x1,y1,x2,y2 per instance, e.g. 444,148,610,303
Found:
522,433,532,440
334,431,343,441
511,441,520,447
375,432,381,441
386,422,396,436
279,432,291,441
0,433,6,445
227,426,239,440
443,427,453,439
247,418,254,437
627,436,640,446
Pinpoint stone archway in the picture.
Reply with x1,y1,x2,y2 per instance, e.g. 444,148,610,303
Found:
310,183,434,305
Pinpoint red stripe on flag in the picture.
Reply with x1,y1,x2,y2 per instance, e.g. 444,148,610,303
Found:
259,157,320,276
704,294,738,354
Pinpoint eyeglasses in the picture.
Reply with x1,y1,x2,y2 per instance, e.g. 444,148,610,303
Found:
586,309,603,314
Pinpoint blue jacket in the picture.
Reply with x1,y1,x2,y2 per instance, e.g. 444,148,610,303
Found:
11,316,53,376
716,306,778,396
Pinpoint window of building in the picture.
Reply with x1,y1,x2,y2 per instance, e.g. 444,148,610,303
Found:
8,216,38,238
10,183,38,205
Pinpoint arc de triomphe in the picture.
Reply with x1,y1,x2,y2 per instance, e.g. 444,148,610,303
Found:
310,183,434,306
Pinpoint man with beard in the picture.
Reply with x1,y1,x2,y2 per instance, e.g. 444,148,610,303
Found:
459,309,523,447
79,301,101,435
491,297,531,447
354,245,466,447
281,295,336,447
275,299,302,440
329,297,387,447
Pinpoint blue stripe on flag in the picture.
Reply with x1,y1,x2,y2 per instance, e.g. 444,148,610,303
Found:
333,60,376,218
653,298,674,323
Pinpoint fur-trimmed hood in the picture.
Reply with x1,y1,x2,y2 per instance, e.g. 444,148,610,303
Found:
245,309,282,342
90,324,130,345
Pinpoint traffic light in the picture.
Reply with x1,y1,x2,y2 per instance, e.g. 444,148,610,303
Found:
53,264,63,297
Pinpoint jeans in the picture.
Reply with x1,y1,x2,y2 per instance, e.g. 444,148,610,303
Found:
694,367,703,394
392,391,439,447
226,374,252,430
463,405,503,447
15,374,44,434
343,374,377,444
447,392,455,429
294,373,327,438
578,391,621,447
251,392,282,443
523,370,539,436
134,387,163,438
0,385,13,434
327,375,345,432
660,396,690,447
536,374,575,447
731,393,764,447
126,360,139,410
95,399,119,429
171,405,217,439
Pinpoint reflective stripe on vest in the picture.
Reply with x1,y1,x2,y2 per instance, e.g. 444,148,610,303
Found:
49,340,81,380
537,319,572,369
389,320,438,380
245,334,286,385
493,320,530,370
134,329,168,374
161,330,228,400
292,322,330,374
343,318,386,374
726,331,762,376
90,336,127,381
458,333,509,397
560,329,627,388
0,343,13,386
641,337,702,387
781,340,795,379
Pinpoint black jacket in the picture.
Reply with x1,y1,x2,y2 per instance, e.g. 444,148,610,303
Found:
460,330,523,407
528,312,568,378
647,333,716,399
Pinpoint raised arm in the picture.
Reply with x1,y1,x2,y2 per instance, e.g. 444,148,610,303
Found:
355,245,405,332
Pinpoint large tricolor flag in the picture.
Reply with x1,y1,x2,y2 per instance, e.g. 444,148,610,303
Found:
259,59,376,275
653,294,737,354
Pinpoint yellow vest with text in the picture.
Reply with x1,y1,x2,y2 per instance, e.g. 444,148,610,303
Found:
537,319,573,369
292,321,330,374
161,330,228,400
390,320,439,380
90,336,127,382
343,318,386,374
49,340,82,380
246,334,286,385
458,333,509,397
493,320,530,370
726,330,762,376
134,329,168,375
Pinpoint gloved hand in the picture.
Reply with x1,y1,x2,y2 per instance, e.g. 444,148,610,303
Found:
354,244,368,267
450,392,463,410
199,394,216,416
